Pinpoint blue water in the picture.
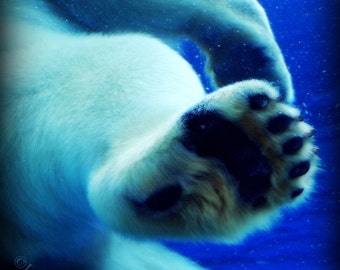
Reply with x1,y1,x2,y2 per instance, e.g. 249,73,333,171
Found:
166,1,340,269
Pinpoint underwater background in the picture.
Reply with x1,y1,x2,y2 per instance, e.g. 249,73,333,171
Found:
165,0,340,269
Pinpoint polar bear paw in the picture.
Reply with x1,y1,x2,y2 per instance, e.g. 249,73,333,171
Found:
136,80,317,240
109,80,318,241
180,79,317,210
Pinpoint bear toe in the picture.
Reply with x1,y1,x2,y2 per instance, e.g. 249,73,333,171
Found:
248,93,271,110
289,161,311,179
267,114,295,134
291,188,304,199
282,136,304,155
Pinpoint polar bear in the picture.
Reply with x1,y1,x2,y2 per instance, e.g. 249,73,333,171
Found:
0,0,318,269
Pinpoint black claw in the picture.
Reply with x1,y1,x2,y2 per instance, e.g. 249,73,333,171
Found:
291,188,304,198
289,161,310,179
267,114,293,134
141,185,182,212
296,115,304,121
282,136,304,155
307,129,316,137
248,94,271,110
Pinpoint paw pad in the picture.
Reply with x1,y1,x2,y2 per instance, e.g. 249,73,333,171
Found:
267,114,294,134
289,161,311,179
282,136,303,155
291,188,304,199
181,110,273,207
137,185,182,212
248,93,271,110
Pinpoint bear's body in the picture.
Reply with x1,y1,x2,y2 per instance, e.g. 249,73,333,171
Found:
1,1,317,269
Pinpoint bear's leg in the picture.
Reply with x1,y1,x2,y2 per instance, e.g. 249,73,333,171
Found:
44,0,294,101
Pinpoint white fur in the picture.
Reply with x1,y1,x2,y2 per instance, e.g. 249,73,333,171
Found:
0,1,309,269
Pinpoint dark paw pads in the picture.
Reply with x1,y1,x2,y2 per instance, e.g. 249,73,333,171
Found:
251,195,268,208
289,161,310,179
137,185,182,212
267,114,294,134
181,110,272,206
248,93,271,110
291,188,304,199
282,136,303,155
